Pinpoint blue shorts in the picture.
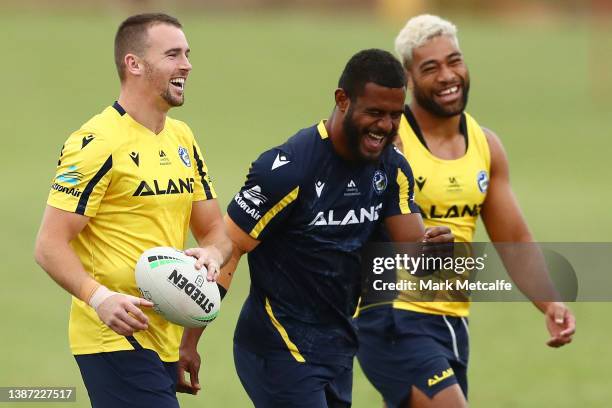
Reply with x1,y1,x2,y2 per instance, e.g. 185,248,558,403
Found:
234,344,352,408
75,345,179,408
356,307,469,408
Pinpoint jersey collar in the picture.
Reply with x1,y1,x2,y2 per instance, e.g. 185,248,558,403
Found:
317,120,329,139
404,105,468,152
112,100,126,116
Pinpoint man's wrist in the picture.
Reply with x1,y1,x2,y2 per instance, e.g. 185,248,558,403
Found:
181,327,205,348
538,301,565,316
79,279,101,304
88,285,115,310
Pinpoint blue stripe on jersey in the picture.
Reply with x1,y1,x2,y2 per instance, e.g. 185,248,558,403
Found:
76,155,112,215
192,145,213,200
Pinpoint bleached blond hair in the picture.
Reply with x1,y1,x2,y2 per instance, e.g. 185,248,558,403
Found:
394,14,459,68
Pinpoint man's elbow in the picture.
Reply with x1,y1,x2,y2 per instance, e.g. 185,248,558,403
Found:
34,233,53,269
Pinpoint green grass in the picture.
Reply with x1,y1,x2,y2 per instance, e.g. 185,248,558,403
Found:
0,9,610,407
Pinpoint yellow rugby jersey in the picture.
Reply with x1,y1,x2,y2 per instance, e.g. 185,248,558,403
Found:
393,108,490,317
47,102,216,361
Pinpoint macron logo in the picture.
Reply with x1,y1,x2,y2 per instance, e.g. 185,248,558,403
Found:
315,181,325,198
271,153,290,170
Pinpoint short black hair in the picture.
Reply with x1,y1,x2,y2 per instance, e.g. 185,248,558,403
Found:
114,13,183,81
338,49,406,100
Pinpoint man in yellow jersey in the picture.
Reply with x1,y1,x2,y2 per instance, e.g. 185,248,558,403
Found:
355,15,576,408
34,13,231,407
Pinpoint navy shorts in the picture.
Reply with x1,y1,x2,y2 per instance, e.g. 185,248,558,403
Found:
234,344,352,408
75,346,179,408
356,307,469,408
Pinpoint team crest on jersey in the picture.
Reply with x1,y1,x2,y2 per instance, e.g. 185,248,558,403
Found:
372,170,388,195
477,170,489,193
178,146,191,167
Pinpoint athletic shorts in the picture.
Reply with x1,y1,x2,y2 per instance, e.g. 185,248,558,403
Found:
234,343,352,408
356,307,469,408
75,340,179,408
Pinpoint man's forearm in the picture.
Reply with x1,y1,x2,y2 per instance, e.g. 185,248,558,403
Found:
216,245,243,293
34,236,99,303
495,243,560,306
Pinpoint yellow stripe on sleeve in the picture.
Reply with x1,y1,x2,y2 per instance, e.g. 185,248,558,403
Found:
264,297,306,363
396,169,411,214
250,186,299,239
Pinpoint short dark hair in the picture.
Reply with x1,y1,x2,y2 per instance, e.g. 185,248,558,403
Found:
338,49,406,100
114,13,182,81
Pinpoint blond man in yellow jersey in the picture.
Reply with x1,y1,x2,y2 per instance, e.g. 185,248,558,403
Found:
355,15,575,408
34,13,231,407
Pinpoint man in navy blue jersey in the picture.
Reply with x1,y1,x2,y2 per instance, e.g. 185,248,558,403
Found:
180,49,452,406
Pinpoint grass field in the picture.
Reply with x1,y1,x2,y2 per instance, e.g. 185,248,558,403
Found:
1,9,611,407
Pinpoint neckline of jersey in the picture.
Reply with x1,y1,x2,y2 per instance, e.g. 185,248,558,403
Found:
317,120,328,139
316,119,382,170
404,105,471,164
112,101,168,137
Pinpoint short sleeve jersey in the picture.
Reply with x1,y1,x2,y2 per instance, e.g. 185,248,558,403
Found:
47,102,216,361
227,121,418,366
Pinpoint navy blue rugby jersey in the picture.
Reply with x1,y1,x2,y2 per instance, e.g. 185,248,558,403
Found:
227,121,419,367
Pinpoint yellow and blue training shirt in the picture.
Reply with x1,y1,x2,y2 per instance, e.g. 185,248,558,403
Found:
47,102,216,361
227,121,419,367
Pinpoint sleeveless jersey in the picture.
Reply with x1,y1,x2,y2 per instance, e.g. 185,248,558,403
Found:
393,107,490,317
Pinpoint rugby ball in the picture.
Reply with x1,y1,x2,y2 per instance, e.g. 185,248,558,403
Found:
135,247,220,328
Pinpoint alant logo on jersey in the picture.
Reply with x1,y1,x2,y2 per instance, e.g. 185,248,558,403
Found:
345,179,360,196
167,269,215,313
242,185,268,207
271,153,290,170
178,146,191,167
309,203,382,226
372,170,388,195
81,135,95,149
55,165,83,186
315,181,325,198
419,203,483,219
234,193,263,221
133,177,195,196
415,176,427,191
477,170,489,193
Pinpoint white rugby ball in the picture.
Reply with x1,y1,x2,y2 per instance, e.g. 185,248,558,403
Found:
135,247,220,328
